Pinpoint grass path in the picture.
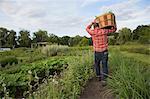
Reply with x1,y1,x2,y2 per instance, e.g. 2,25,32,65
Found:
79,77,115,99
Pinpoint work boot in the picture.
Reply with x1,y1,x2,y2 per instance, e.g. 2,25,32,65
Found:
96,76,101,81
101,80,107,86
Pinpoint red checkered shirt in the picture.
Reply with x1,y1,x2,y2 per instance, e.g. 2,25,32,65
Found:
86,24,116,52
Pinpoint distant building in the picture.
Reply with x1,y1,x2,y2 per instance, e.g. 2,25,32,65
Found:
0,48,11,52
31,42,49,48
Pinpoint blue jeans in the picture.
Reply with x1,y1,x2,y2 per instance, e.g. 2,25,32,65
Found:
94,50,108,80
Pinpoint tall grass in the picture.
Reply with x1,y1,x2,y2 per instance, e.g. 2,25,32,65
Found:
41,45,69,56
108,50,150,99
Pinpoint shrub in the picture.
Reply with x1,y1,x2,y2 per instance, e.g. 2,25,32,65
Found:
0,56,18,67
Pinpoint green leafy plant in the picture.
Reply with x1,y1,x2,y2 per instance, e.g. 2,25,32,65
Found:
0,58,68,98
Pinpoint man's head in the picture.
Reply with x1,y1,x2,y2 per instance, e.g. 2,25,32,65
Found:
93,23,99,29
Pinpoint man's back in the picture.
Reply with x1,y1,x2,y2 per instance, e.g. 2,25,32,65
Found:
86,24,116,52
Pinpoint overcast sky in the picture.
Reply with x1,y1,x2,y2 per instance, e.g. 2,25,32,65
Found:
0,0,150,37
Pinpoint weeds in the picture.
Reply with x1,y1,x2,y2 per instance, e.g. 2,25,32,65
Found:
108,50,150,99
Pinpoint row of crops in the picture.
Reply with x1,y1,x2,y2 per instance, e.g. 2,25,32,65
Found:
32,53,94,99
0,57,68,98
0,46,94,98
0,48,47,67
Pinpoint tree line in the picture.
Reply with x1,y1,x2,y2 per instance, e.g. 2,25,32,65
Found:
0,25,149,48
0,28,91,48
108,25,150,45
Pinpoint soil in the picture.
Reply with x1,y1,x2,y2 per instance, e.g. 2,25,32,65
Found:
79,77,115,99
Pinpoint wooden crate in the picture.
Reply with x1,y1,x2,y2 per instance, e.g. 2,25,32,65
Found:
95,12,116,29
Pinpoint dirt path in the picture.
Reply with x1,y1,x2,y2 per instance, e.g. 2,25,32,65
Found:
79,77,115,99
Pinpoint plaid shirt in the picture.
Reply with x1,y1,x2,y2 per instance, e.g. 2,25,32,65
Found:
86,24,116,52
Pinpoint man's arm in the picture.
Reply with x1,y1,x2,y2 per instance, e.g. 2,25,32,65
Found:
104,26,117,35
86,22,94,35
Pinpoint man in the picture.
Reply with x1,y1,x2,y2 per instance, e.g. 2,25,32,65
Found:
86,21,116,86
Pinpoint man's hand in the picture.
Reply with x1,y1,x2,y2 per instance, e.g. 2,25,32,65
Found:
111,26,115,29
111,26,114,29
91,21,95,25
89,22,95,28
86,21,95,35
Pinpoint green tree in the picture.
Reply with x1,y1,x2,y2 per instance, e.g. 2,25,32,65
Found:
33,30,49,42
0,27,9,47
108,37,116,45
79,37,89,46
48,34,59,44
113,32,119,39
74,35,82,45
68,37,74,46
59,36,70,45
68,35,82,46
117,27,132,44
132,25,150,44
18,30,31,47
5,30,17,48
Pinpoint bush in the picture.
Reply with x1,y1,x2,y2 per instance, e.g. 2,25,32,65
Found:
0,56,18,67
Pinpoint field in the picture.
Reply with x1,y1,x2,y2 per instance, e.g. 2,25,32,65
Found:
0,44,150,99
0,0,149,98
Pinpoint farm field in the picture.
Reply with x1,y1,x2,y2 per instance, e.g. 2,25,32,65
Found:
0,45,94,98
0,0,149,99
0,44,149,99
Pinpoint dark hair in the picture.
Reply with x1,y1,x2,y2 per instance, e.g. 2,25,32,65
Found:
93,23,99,28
